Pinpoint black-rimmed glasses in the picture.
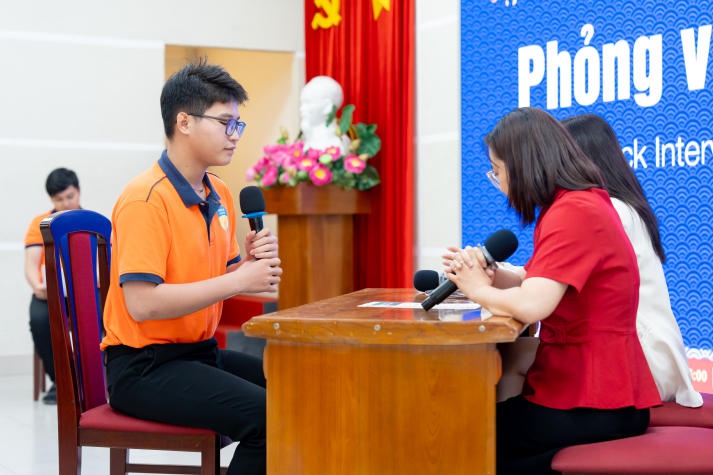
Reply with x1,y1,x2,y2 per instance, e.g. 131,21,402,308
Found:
188,113,246,138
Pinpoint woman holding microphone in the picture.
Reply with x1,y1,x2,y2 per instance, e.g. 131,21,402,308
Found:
447,107,660,474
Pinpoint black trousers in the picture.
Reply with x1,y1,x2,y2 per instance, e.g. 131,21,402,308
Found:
105,338,266,475
29,295,55,382
496,395,650,475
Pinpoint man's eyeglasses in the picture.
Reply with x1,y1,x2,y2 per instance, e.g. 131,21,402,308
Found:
188,113,246,138
486,170,500,189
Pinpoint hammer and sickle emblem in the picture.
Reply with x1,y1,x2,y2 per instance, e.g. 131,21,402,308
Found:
311,0,342,30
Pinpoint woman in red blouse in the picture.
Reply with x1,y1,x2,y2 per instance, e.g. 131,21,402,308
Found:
448,108,660,475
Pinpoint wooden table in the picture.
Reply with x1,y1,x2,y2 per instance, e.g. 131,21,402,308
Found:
242,288,523,475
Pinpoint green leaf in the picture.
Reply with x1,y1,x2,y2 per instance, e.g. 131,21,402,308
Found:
339,104,355,135
355,165,381,190
344,175,357,189
326,104,338,126
353,122,381,157
332,159,345,172
331,166,353,188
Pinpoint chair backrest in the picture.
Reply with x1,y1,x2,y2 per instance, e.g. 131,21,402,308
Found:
41,209,112,421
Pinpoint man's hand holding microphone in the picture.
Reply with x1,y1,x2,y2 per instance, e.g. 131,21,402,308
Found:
233,186,282,294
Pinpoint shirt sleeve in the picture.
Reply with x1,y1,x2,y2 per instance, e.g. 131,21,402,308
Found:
114,200,170,284
24,214,46,247
525,195,604,292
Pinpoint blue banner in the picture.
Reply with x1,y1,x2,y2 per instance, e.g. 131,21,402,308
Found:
461,0,713,356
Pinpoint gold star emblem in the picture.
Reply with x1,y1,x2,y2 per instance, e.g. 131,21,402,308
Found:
372,0,391,20
311,0,391,30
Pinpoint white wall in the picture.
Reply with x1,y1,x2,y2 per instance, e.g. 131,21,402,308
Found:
0,0,462,372
0,0,304,372
415,0,461,271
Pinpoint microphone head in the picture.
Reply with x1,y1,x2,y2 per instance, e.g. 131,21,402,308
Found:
239,186,266,215
413,270,440,292
483,229,519,262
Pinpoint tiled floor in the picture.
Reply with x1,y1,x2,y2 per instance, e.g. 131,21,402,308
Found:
0,371,237,475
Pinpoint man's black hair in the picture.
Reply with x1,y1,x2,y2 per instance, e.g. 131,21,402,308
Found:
46,168,79,196
160,58,248,139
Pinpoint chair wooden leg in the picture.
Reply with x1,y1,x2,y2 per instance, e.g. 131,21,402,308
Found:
57,442,81,475
201,440,220,475
33,350,46,401
110,448,128,475
219,435,230,474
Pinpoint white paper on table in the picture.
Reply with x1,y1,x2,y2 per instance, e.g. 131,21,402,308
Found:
358,301,481,310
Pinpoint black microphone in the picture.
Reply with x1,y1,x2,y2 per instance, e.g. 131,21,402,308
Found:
414,270,440,292
421,229,519,311
239,186,267,232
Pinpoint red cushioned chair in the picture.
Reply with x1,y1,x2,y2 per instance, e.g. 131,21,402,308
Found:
41,209,227,475
649,392,713,429
552,426,713,474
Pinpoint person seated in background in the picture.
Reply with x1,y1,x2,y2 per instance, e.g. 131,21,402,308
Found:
299,75,350,154
446,107,661,475
24,167,82,405
562,113,702,408
101,60,282,475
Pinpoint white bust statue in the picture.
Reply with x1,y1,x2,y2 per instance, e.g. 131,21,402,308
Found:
299,76,350,154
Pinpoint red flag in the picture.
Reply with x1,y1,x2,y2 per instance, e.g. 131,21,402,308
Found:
304,0,415,289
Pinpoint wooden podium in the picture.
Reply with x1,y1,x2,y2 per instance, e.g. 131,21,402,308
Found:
243,288,523,475
262,184,371,310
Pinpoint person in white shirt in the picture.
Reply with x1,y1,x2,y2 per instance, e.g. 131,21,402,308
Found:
563,113,702,407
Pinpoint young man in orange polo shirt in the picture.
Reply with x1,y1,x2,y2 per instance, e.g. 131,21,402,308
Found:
101,60,282,475
24,167,82,405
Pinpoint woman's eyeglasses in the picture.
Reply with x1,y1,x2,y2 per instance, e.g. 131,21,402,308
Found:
486,170,500,189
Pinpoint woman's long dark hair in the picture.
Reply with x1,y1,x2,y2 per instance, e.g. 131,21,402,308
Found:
485,107,604,225
562,114,666,263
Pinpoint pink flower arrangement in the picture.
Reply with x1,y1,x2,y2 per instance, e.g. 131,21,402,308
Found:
246,106,381,191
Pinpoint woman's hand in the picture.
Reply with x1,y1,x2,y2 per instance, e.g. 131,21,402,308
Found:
445,245,493,274
445,246,495,292
442,245,480,272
